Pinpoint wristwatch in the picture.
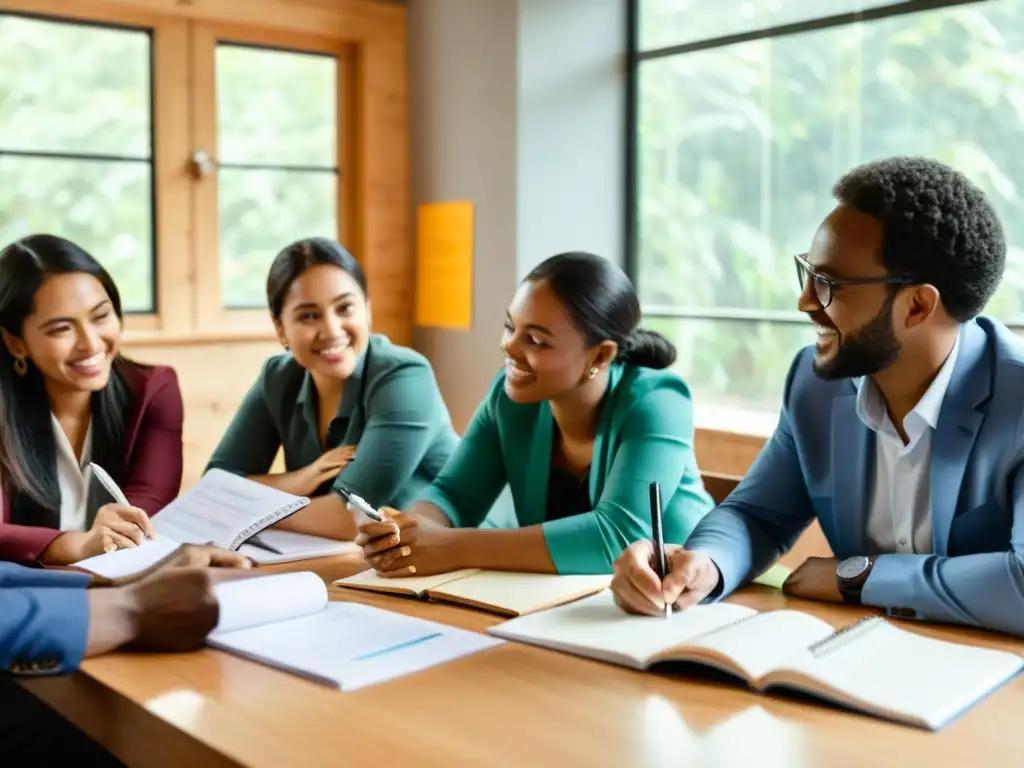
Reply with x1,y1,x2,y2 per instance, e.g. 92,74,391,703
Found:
836,555,875,605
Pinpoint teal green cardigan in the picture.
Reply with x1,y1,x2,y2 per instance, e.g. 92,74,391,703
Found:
206,334,459,509
416,364,714,574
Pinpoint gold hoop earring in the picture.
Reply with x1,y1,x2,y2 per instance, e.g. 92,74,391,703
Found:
587,367,598,380
12,357,28,376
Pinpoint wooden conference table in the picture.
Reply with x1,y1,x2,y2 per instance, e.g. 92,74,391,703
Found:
18,554,1024,768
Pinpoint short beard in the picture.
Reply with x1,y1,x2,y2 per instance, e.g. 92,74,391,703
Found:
813,294,901,380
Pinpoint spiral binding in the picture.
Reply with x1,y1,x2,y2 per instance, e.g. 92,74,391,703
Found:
809,616,885,658
231,499,310,550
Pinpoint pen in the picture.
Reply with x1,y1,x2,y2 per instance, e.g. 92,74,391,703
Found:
89,462,131,507
336,485,385,522
649,481,671,618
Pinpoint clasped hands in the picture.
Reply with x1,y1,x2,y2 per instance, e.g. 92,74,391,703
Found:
354,509,461,577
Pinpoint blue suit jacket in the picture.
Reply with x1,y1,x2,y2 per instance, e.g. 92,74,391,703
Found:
0,563,90,675
686,316,1024,636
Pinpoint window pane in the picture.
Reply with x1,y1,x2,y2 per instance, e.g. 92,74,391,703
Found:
218,169,337,308
0,15,151,157
0,157,153,311
639,0,902,51
647,316,814,429
638,0,1024,321
216,45,337,167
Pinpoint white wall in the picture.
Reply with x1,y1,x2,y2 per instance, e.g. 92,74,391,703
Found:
408,0,627,431
516,0,626,277
408,0,520,431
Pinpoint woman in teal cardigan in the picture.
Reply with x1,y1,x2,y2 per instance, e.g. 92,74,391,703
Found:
356,251,714,575
206,237,459,540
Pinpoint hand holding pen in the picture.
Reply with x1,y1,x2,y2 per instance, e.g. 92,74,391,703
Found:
609,482,721,617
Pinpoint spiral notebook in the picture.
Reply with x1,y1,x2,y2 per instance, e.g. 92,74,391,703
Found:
489,591,1024,730
150,469,310,550
75,470,313,578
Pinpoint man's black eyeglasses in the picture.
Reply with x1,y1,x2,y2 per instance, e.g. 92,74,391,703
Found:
794,253,914,309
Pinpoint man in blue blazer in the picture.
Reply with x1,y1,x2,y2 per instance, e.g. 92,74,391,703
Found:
611,156,1024,637
1,546,251,763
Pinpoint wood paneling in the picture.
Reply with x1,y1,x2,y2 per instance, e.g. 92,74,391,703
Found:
694,427,767,476
153,17,195,335
356,33,412,345
1,0,402,39
124,339,281,489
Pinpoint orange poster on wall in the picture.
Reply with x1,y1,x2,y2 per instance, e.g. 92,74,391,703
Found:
415,200,474,330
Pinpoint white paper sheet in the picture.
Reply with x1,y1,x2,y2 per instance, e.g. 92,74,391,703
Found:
73,536,182,578
239,530,360,564
208,601,504,690
213,570,328,633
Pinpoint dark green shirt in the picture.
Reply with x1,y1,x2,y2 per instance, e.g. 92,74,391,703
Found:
206,334,459,509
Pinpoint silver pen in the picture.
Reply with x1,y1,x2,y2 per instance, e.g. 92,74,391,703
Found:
335,486,385,522
89,462,131,507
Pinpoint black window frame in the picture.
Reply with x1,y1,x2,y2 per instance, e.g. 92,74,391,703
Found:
624,0,991,327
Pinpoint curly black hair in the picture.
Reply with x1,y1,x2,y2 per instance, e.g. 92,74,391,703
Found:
832,156,1006,322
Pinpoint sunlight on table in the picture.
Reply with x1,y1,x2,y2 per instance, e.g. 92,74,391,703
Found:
700,705,811,767
634,694,699,766
145,689,208,728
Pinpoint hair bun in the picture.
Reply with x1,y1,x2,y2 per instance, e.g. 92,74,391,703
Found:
618,328,676,370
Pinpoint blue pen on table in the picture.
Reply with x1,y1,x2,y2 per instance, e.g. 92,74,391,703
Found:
336,485,386,522
649,480,671,618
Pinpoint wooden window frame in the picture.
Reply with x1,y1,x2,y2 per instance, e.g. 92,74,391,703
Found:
190,23,355,335
1,0,411,347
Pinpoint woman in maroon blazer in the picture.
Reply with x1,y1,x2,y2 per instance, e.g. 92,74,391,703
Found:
0,234,184,566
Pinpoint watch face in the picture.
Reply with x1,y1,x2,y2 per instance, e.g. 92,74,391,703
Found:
837,556,870,580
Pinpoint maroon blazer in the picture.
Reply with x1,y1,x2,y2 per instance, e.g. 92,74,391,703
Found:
0,364,184,564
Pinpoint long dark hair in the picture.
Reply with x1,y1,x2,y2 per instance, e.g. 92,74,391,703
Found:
524,252,676,369
0,235,136,528
266,237,368,319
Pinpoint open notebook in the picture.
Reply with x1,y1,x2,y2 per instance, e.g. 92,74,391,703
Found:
489,591,1024,731
334,568,611,617
202,570,501,690
75,471,355,577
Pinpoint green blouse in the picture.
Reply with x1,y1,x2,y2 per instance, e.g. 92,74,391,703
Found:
415,364,714,573
206,334,459,509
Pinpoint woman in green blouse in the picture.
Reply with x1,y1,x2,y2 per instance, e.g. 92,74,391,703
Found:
356,251,714,575
206,237,458,540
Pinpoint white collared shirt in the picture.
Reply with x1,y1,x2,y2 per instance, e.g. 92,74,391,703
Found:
51,414,93,532
855,331,960,555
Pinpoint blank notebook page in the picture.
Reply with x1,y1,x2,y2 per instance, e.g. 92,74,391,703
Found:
776,620,1024,726
213,571,328,634
493,590,756,664
431,572,611,613
687,609,835,681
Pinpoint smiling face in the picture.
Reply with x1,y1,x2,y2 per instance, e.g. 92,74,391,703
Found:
2,272,121,396
273,263,371,382
500,279,613,403
798,206,905,379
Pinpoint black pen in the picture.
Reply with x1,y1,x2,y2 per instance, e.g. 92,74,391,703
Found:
649,481,671,618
